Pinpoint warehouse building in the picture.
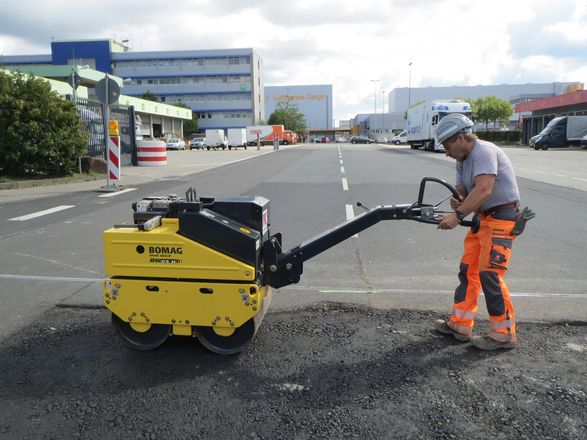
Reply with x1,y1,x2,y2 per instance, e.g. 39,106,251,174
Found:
264,85,333,130
388,82,583,128
1,39,264,131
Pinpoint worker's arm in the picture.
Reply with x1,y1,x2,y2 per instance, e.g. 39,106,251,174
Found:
438,174,495,229
450,183,468,210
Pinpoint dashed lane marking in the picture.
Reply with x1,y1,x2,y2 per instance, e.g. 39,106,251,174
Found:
98,188,137,198
342,177,349,191
345,204,358,238
0,274,102,283
341,167,345,173
8,205,75,221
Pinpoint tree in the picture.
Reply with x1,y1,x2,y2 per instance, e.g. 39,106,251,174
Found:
0,71,87,178
140,90,160,102
472,96,513,130
172,102,198,137
267,98,307,133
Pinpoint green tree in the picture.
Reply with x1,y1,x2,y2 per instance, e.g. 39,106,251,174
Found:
267,98,307,132
0,71,87,178
472,96,513,130
140,90,160,102
172,102,198,137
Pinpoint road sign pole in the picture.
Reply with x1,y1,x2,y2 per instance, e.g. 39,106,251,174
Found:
104,74,112,187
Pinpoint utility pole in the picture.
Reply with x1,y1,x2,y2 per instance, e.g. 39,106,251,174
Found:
408,62,412,113
371,79,379,137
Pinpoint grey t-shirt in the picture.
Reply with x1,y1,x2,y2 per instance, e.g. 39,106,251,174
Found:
456,140,520,212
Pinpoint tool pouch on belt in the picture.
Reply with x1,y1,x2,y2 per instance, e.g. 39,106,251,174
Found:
510,207,535,236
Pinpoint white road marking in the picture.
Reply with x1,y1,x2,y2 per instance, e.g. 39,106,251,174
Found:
533,170,546,174
346,204,358,238
98,188,137,198
0,274,102,283
341,167,345,173
8,205,75,221
572,177,587,182
306,287,585,299
552,173,567,178
342,177,349,191
340,160,343,164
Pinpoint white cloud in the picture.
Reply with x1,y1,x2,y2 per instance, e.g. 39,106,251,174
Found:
0,0,585,120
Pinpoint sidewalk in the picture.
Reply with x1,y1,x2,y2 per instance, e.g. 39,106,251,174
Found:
0,144,298,203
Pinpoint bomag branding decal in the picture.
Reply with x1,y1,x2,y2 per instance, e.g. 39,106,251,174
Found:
148,246,183,264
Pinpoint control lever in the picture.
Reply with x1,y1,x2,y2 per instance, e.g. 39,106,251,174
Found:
356,202,370,212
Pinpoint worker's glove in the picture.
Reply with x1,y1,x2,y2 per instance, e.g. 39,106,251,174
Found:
510,207,535,236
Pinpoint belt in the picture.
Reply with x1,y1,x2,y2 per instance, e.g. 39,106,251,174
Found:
481,201,520,217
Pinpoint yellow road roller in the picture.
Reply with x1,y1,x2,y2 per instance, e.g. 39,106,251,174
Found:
104,179,479,354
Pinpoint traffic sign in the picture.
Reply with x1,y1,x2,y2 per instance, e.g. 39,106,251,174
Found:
68,71,81,90
95,77,121,105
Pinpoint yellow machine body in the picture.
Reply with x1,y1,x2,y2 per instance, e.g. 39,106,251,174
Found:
103,217,271,338
104,218,256,282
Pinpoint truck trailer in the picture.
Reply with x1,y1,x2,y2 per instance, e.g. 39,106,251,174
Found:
205,129,227,150
227,128,247,150
246,125,285,146
407,100,472,151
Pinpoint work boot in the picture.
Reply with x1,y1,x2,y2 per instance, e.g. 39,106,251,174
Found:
434,319,470,342
470,335,516,351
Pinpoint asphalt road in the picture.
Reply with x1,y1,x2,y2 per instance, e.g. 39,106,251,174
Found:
0,144,586,338
0,143,585,439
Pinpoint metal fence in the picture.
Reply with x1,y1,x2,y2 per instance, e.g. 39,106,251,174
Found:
71,97,134,166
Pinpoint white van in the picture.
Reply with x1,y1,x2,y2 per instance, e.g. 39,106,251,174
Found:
391,131,407,145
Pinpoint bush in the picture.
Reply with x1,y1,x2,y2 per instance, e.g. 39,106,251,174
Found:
0,71,88,178
475,130,521,143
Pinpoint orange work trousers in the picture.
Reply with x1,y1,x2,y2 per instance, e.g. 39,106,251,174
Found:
448,214,517,343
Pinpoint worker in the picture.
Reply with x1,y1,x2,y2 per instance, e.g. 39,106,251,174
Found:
433,113,524,350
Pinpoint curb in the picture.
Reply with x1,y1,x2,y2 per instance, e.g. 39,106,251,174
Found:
0,173,104,190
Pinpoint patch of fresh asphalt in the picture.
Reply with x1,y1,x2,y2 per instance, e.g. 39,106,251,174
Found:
0,304,584,440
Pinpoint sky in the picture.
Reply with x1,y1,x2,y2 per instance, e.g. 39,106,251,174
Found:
1,0,586,122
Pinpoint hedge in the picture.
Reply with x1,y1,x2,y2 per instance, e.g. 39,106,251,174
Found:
475,131,521,143
0,71,88,178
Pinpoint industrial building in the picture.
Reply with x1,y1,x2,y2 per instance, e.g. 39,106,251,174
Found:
388,82,583,126
1,39,264,131
264,85,333,130
350,113,406,138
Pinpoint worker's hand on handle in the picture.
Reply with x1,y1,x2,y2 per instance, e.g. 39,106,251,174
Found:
450,195,463,210
436,213,459,230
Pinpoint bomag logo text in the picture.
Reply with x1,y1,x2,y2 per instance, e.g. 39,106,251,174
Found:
148,246,183,255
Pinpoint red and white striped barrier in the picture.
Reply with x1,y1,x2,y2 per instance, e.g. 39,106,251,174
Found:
137,140,167,166
107,135,121,184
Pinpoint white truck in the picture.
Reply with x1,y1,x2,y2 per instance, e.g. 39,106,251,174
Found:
227,128,247,150
205,129,227,150
407,100,473,151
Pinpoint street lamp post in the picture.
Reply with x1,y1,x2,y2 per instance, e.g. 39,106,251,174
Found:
371,79,379,138
408,62,412,113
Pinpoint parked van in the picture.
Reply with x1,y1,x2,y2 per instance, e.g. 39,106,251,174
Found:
529,116,587,150
391,131,407,145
